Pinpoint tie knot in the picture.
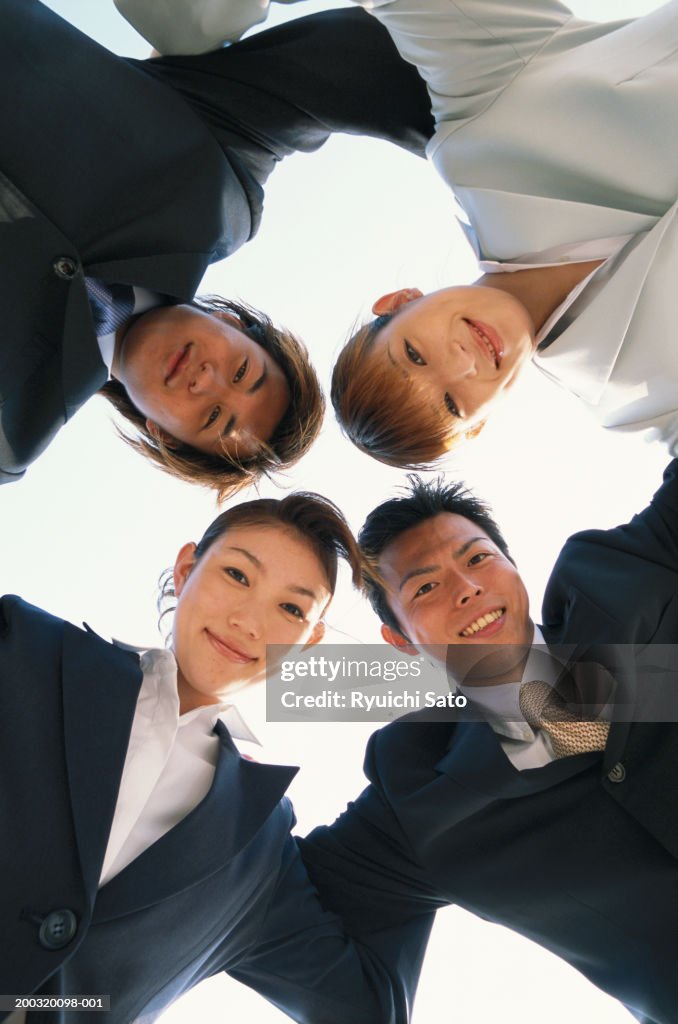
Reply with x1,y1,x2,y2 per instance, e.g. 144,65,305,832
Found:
519,679,570,726
519,679,609,759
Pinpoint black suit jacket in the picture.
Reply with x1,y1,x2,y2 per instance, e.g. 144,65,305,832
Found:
0,0,432,482
0,595,433,1024
301,461,678,1024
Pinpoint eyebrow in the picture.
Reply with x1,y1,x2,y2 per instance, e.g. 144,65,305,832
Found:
224,547,319,601
226,546,261,568
248,363,267,394
220,414,237,438
218,364,268,439
397,536,488,591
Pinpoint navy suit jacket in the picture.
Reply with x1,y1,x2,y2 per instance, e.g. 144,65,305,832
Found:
0,0,432,483
0,596,430,1023
301,461,678,1024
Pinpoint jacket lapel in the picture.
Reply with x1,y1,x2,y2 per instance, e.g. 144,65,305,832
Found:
61,623,142,901
85,252,210,302
534,200,678,404
435,721,597,813
94,722,297,920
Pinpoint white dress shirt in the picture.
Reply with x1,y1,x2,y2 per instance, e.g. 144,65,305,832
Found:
100,647,260,887
479,234,631,345
458,626,561,770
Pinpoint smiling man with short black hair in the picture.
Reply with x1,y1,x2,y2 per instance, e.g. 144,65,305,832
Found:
300,464,678,1024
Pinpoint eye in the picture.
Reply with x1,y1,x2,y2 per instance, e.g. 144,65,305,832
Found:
468,552,490,566
405,340,426,366
233,359,248,384
413,581,438,599
444,393,460,418
281,602,304,619
205,406,220,428
225,567,249,585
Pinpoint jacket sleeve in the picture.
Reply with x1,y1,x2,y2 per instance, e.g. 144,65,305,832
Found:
543,459,678,642
228,828,432,1024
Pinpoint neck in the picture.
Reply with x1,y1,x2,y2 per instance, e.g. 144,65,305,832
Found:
477,259,603,334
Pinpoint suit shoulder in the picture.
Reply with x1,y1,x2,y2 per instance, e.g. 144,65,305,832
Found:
0,593,66,637
365,718,456,785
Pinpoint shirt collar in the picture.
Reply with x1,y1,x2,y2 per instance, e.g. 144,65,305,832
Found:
115,642,261,745
458,625,560,741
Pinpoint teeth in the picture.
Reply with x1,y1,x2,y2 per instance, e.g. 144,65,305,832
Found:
460,608,504,638
472,323,498,367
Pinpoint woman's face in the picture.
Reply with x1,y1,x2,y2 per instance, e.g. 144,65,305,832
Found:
112,305,290,457
171,523,331,712
367,285,536,427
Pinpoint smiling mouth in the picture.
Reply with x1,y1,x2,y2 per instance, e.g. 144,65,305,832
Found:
165,343,191,384
459,608,506,638
464,320,503,369
205,629,256,664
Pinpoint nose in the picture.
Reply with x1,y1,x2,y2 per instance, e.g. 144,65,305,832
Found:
188,361,219,396
448,339,478,381
451,570,483,608
228,602,262,641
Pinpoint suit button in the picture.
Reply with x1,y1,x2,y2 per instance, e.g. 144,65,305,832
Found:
53,256,78,280
607,762,626,783
38,909,78,950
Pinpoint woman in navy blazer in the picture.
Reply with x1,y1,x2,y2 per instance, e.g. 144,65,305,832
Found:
0,492,428,1024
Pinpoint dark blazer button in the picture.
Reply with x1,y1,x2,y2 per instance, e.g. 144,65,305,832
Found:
38,909,78,950
53,256,78,280
607,762,626,783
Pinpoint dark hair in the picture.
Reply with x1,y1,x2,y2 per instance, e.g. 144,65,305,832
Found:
359,475,513,637
100,295,325,501
159,491,362,619
331,315,484,468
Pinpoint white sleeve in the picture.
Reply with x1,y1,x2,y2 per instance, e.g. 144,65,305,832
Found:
114,0,275,53
365,0,573,125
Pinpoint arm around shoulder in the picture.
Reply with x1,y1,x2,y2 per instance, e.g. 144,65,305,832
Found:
228,830,420,1023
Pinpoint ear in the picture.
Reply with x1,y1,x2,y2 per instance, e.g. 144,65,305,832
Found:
145,419,178,449
173,542,197,598
381,622,419,657
213,311,244,330
304,620,326,649
371,288,423,316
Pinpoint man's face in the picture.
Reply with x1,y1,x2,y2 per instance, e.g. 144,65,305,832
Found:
378,513,533,685
366,285,536,429
112,305,290,457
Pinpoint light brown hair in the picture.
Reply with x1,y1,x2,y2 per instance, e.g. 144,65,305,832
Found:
100,296,324,501
331,315,483,468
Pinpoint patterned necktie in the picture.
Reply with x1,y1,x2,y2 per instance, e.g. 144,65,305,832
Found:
85,278,135,338
519,679,610,758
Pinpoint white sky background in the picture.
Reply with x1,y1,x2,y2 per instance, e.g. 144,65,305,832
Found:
3,0,670,1021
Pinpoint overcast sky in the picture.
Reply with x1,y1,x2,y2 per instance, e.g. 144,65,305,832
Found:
4,1,669,1021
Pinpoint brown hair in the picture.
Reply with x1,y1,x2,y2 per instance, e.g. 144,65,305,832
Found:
159,491,363,618
331,316,484,468
100,296,325,501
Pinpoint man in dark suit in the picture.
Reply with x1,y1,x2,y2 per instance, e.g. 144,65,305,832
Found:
300,464,678,1024
0,0,432,490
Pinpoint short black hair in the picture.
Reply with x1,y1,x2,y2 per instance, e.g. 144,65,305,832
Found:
359,475,513,637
